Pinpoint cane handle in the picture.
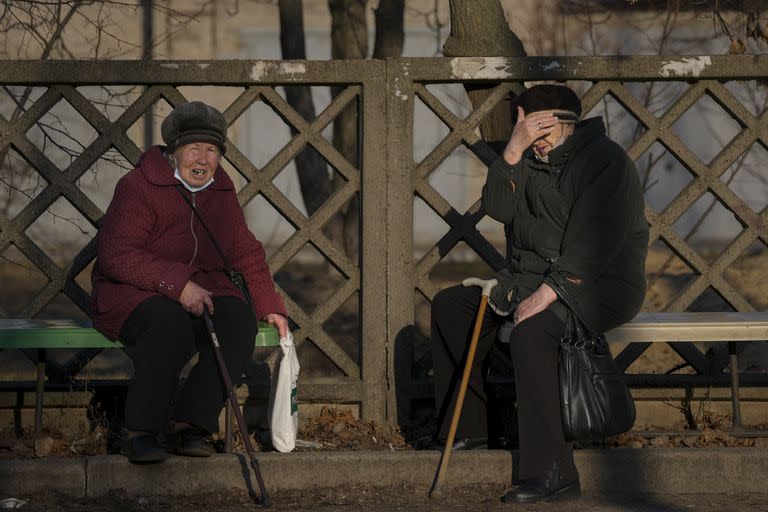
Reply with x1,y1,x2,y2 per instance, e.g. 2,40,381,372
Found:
462,277,498,298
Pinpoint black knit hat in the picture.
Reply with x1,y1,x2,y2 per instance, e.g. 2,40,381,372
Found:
511,84,581,123
161,101,228,155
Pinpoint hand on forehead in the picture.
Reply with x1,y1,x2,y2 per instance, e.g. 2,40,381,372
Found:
520,108,559,122
517,108,558,132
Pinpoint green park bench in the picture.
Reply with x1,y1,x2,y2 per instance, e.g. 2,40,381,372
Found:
0,318,280,447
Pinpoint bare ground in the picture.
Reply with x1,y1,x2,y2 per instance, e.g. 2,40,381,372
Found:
11,487,768,512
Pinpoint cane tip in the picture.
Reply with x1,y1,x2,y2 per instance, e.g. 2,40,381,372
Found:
429,486,445,501
259,496,272,508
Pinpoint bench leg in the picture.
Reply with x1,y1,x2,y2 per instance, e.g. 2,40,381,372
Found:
224,403,233,453
34,348,45,437
729,341,743,431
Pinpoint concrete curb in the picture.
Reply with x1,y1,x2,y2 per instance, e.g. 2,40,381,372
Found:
1,449,767,498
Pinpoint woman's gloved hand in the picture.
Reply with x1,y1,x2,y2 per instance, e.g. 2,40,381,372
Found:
487,269,518,316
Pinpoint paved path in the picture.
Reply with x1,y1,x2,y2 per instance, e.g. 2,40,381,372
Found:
3,449,768,510
15,490,768,512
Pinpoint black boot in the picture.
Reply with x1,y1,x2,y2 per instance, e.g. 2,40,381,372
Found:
122,433,169,464
165,426,216,457
501,462,580,503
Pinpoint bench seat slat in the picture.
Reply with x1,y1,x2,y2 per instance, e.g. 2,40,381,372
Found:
0,328,122,349
0,319,280,349
606,312,768,343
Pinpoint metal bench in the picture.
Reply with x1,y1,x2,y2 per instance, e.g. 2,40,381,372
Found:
493,312,768,430
0,319,280,444
606,312,768,430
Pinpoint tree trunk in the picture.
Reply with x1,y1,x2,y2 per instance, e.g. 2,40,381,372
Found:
278,0,332,216
373,0,405,59
443,0,527,149
327,0,369,259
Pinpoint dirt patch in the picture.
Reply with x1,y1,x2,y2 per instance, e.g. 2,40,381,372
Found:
14,484,515,512
14,487,768,512
607,429,759,449
0,426,108,459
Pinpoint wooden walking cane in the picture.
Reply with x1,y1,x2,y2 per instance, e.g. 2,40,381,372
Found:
203,311,271,508
429,277,498,500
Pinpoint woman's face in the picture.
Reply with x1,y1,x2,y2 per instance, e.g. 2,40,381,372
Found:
172,142,220,188
532,117,575,159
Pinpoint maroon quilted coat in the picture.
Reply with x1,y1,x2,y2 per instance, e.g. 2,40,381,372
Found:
90,146,286,340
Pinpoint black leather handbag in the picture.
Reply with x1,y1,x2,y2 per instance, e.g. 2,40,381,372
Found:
550,281,636,442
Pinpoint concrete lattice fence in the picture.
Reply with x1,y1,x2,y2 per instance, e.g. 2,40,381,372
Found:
1,56,767,425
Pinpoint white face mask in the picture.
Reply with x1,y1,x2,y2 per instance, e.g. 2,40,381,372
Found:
174,167,214,193
168,152,215,192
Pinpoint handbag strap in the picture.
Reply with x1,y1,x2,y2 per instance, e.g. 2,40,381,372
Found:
174,185,233,271
547,277,600,339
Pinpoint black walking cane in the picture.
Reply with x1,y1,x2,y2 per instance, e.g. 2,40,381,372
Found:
202,310,271,507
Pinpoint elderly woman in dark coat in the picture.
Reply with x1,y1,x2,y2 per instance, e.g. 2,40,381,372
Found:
430,84,648,502
90,101,288,463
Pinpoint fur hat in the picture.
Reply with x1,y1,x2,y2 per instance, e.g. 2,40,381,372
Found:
511,84,582,123
161,101,228,155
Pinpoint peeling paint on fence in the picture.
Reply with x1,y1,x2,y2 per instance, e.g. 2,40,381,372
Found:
250,62,270,81
450,57,512,80
659,56,712,78
393,79,408,101
250,62,307,81
280,62,306,77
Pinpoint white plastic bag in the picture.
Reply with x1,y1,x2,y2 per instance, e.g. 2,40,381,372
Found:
270,332,300,452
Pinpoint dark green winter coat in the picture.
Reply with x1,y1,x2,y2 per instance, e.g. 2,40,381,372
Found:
482,117,648,333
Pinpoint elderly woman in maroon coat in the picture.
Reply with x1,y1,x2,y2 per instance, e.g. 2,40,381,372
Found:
90,101,288,463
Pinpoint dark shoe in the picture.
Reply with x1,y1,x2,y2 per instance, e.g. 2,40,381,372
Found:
488,435,517,450
452,437,488,450
501,478,580,503
165,427,216,457
122,434,169,464
421,437,488,450
501,463,580,503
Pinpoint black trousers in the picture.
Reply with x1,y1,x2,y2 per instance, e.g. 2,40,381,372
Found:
119,295,257,434
431,284,577,480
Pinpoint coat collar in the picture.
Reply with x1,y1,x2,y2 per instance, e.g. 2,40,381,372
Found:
545,117,606,166
522,117,606,173
138,145,234,191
